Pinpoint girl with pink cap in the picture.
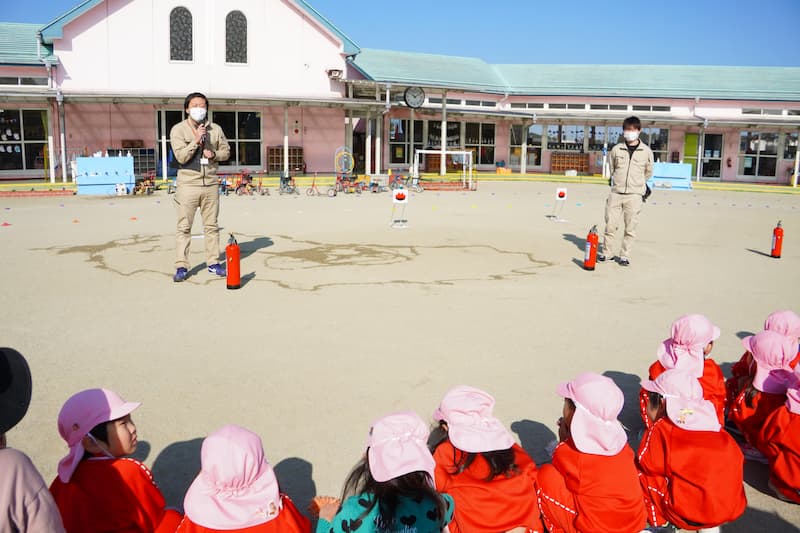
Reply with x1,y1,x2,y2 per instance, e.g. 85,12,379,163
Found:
430,385,543,533
637,369,746,533
311,411,454,533
49,388,182,533
758,366,800,503
727,309,800,407
176,424,310,532
536,373,646,533
638,315,726,429
728,330,798,459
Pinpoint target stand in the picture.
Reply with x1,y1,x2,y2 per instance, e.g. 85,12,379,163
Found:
390,187,409,228
545,188,569,223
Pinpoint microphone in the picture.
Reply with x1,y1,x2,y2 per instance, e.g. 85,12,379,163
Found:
199,119,208,147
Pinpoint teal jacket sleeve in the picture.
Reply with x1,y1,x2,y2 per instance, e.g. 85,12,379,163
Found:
315,496,368,533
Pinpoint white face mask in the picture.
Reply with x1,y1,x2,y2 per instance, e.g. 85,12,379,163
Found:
623,131,640,142
189,108,207,122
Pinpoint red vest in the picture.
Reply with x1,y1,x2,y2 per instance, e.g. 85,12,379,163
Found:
50,457,181,533
433,441,542,533
637,418,747,528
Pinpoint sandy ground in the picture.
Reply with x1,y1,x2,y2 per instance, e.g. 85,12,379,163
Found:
1,181,799,532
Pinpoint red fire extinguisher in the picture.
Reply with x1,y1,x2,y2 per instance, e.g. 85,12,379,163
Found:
584,225,599,271
226,234,241,289
771,221,783,259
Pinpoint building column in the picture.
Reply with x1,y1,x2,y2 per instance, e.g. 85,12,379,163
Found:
440,90,447,176
696,129,704,181
46,106,55,183
375,114,382,174
365,112,372,176
283,105,289,177
793,129,799,187
345,110,353,152
520,121,528,175
409,110,416,174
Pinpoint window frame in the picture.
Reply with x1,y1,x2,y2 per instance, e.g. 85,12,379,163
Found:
389,118,424,165
738,130,779,178
509,124,543,168
0,108,49,174
225,10,248,65
465,122,496,165
210,110,262,168
169,6,194,63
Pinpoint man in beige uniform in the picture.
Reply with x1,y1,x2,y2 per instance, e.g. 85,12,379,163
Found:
597,116,653,267
170,92,231,282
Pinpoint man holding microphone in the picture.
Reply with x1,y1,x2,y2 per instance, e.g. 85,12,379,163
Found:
170,92,231,282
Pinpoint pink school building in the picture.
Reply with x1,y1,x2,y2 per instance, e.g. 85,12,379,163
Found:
1,0,799,184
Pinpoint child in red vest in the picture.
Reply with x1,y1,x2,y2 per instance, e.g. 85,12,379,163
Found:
728,330,797,461
638,315,725,429
177,424,310,532
49,388,182,533
638,369,746,533
536,373,646,533
727,310,800,407
757,367,800,503
431,385,543,533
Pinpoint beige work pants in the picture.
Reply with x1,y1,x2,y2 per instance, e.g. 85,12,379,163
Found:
602,192,643,260
174,185,220,269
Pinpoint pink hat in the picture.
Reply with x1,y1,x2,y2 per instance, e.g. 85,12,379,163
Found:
56,388,140,482
785,367,800,415
764,310,800,340
744,330,797,394
367,411,435,483
184,425,282,529
432,386,514,453
657,314,721,378
556,373,627,456
641,369,721,432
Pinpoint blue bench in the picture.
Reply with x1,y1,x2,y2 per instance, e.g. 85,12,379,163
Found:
76,157,135,195
648,162,693,191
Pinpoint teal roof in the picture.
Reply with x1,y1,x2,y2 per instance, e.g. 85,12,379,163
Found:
352,48,800,102
39,0,360,54
0,22,56,65
39,0,103,43
350,49,508,93
495,64,800,101
294,0,359,55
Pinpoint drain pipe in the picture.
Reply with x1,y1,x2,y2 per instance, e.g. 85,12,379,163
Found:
36,31,57,183
56,89,68,183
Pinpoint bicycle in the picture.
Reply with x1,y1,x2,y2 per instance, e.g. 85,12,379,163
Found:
234,170,258,196
279,174,300,195
390,174,423,193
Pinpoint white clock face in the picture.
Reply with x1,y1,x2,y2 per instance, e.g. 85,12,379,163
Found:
404,87,426,109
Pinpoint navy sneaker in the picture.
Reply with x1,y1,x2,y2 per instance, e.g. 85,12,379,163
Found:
208,263,226,277
618,257,630,267
173,267,188,282
646,526,676,533
596,252,606,262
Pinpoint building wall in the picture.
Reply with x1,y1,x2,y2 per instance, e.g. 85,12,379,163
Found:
64,103,154,156
53,0,348,98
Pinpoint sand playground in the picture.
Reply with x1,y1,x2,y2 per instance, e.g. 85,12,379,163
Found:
1,181,799,532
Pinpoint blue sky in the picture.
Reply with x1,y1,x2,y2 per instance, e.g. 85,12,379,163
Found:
6,0,800,66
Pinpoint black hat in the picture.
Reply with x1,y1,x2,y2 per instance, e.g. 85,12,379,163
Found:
0,348,32,434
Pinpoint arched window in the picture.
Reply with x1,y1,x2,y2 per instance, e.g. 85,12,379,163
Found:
170,7,193,61
226,11,247,64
